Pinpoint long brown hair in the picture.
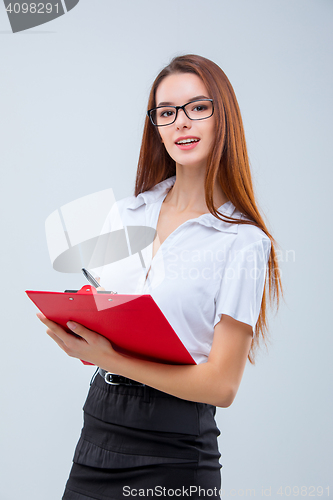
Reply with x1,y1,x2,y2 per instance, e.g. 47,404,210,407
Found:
135,54,282,364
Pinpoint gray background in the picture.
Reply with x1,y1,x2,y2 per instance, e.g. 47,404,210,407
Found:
1,1,332,498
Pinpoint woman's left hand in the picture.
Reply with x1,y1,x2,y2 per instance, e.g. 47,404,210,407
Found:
37,313,119,368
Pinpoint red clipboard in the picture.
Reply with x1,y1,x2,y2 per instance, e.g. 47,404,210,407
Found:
26,285,196,365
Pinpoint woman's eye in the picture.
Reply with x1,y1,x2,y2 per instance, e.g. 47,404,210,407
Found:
160,109,175,118
193,105,207,112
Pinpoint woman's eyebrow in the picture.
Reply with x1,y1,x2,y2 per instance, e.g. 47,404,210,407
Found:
157,95,210,106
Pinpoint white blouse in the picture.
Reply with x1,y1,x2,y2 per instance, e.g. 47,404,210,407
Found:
94,175,271,365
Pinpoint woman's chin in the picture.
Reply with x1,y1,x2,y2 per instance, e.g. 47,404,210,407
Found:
174,158,208,171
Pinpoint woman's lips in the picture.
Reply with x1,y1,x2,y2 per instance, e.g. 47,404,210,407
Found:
175,139,200,150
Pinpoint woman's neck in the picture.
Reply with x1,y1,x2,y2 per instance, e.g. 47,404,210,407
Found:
164,169,228,215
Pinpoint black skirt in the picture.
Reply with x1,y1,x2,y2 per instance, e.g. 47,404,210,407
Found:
62,370,222,499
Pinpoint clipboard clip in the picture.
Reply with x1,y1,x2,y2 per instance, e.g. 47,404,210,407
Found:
77,285,98,295
65,285,118,295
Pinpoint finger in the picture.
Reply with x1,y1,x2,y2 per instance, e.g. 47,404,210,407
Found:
37,314,66,335
66,321,99,344
37,313,59,331
37,314,94,345
45,328,68,352
37,313,81,345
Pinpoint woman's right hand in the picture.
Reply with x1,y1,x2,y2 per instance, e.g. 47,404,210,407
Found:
95,277,105,292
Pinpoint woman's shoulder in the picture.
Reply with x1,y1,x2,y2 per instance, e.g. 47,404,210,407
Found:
231,208,271,252
109,176,176,217
101,195,136,231
113,195,137,212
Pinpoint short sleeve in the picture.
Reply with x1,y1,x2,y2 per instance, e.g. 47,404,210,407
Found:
213,237,271,335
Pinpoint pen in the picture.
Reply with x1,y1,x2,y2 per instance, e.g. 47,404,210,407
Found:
82,268,101,288
81,268,118,294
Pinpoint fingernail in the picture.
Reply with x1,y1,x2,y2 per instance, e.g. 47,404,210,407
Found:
36,313,44,319
67,321,77,330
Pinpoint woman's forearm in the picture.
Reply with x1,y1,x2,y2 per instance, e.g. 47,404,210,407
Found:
37,314,245,408
100,352,235,408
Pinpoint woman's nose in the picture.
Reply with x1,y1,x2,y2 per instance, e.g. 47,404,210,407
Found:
175,108,192,129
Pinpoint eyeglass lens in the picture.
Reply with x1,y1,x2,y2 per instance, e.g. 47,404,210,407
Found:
150,100,213,126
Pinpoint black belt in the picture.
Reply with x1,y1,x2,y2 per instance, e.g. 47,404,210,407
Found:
98,368,145,386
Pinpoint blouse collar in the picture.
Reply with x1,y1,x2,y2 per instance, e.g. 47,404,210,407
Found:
128,175,239,234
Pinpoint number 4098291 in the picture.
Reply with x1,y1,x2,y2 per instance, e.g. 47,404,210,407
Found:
5,3,59,14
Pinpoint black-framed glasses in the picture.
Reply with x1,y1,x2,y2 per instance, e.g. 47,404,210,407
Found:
147,99,214,127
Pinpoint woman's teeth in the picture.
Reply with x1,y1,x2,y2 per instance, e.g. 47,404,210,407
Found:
176,138,199,144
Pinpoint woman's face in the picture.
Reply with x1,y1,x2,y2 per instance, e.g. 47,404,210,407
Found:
154,72,216,171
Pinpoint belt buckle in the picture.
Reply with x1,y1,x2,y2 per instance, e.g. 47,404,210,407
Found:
104,372,121,385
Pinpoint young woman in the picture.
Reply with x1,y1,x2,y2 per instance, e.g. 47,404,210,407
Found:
38,54,282,499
